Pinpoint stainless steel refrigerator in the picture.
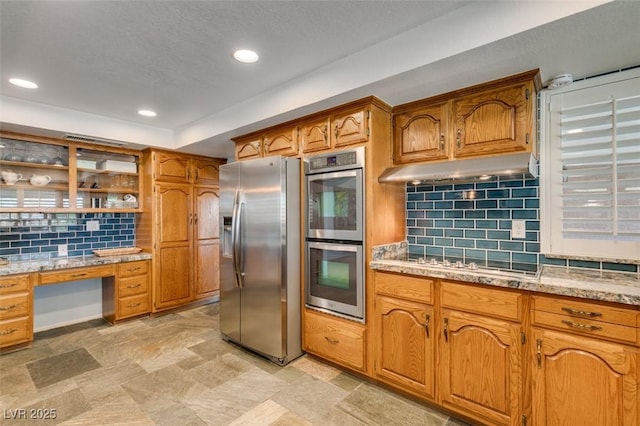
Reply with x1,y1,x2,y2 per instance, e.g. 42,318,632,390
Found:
219,156,302,365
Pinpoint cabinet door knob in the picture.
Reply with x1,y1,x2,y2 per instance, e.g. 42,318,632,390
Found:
456,129,461,148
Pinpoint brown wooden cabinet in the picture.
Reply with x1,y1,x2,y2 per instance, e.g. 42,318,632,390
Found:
303,309,366,372
140,149,225,312
393,102,449,163
299,117,330,153
439,281,524,426
333,106,369,148
0,274,32,349
235,137,262,160
263,126,299,157
102,260,151,323
530,294,639,426
373,272,435,399
391,69,541,165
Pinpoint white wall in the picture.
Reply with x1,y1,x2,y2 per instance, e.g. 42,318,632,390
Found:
33,278,103,332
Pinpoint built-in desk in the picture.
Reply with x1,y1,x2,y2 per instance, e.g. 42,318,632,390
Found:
0,253,152,352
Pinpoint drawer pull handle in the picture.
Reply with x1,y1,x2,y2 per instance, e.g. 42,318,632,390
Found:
0,328,17,336
536,339,542,368
0,305,17,311
324,336,339,345
0,283,18,289
127,267,141,273
126,284,141,289
561,307,602,318
562,320,602,332
71,273,88,278
127,302,142,308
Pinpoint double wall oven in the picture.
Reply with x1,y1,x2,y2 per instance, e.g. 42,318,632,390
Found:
305,147,365,321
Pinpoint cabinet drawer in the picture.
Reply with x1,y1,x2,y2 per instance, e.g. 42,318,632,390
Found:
118,293,150,319
0,293,30,320
375,272,433,304
440,280,523,321
0,274,30,294
118,275,149,298
532,295,638,328
0,316,31,348
118,260,149,278
533,310,638,345
39,264,115,285
304,310,365,372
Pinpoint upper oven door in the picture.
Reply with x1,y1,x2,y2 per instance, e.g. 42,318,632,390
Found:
306,168,363,241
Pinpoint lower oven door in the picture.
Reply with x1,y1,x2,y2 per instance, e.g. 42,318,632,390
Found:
306,241,364,320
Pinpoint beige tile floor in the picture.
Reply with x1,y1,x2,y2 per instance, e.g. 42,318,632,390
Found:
0,304,470,425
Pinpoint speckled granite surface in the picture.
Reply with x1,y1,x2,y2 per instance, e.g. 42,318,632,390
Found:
0,253,152,277
371,242,640,306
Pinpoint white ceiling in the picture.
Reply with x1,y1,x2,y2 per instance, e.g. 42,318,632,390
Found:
1,0,639,159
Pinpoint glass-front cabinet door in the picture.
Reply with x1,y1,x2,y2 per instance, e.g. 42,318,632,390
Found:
75,148,139,210
0,138,70,210
0,134,142,213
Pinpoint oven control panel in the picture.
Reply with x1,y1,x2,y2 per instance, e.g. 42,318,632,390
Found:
306,146,365,173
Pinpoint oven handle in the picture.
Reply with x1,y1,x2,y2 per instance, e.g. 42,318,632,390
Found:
306,169,359,181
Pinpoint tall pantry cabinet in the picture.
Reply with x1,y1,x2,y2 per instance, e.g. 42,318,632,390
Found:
137,149,226,312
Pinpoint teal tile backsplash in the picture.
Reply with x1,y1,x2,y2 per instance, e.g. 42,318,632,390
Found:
406,174,638,273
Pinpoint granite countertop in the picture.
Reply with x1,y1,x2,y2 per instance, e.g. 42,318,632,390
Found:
370,242,640,307
0,252,152,276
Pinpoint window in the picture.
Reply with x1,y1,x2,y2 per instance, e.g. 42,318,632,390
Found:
540,68,640,262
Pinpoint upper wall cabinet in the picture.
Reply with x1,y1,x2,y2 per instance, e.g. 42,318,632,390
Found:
0,132,142,213
392,69,541,165
299,117,330,153
263,126,299,157
332,106,369,148
152,151,222,185
235,137,262,161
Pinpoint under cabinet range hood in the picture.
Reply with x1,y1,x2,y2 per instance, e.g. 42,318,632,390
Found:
378,152,538,184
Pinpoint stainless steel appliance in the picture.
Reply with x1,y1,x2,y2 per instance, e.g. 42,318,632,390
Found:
219,156,302,366
304,147,365,321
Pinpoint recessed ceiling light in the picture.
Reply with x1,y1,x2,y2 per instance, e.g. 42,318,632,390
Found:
233,49,259,63
9,78,38,89
138,109,157,117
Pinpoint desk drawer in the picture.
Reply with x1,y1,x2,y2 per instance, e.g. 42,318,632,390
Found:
0,293,30,320
0,316,30,348
39,264,115,285
440,280,523,321
118,275,149,298
118,260,149,278
375,272,433,304
533,310,638,345
304,309,365,372
0,274,30,294
117,293,150,319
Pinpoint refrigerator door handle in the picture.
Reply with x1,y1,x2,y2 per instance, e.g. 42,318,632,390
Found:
236,201,245,288
231,190,241,288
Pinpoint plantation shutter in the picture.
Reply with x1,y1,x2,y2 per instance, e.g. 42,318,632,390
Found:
542,72,640,260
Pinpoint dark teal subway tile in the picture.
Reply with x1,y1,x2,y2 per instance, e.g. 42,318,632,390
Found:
408,236,416,244
465,210,486,219
426,228,444,237
444,248,463,258
465,230,486,239
426,211,444,219
407,193,424,201
435,184,453,191
21,233,41,240
476,181,498,189
476,200,497,209
476,240,498,249
487,210,510,219
525,232,538,241
454,239,474,248
500,241,524,251
498,179,526,188
434,238,453,247
487,189,509,198
464,249,486,261
526,221,540,230
512,188,537,198
602,262,637,272
454,183,475,190
488,250,510,261
444,210,464,218
435,220,453,228
512,210,537,219
487,230,510,240
525,199,539,208
406,201,416,210
406,219,416,227
425,192,443,200
50,239,67,245
416,237,434,246
454,220,475,228
525,179,539,187
568,259,600,269
513,252,537,264
11,241,30,248
417,201,435,209
426,246,443,257
539,255,567,266
444,191,463,200
416,219,433,228
408,227,424,236
445,229,464,238
476,220,498,229
408,211,425,219
526,242,540,252
499,199,523,209
434,201,453,209
454,201,474,209
487,260,511,270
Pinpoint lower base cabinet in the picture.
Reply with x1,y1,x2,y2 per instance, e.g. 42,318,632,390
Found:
531,329,638,426
303,309,366,373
